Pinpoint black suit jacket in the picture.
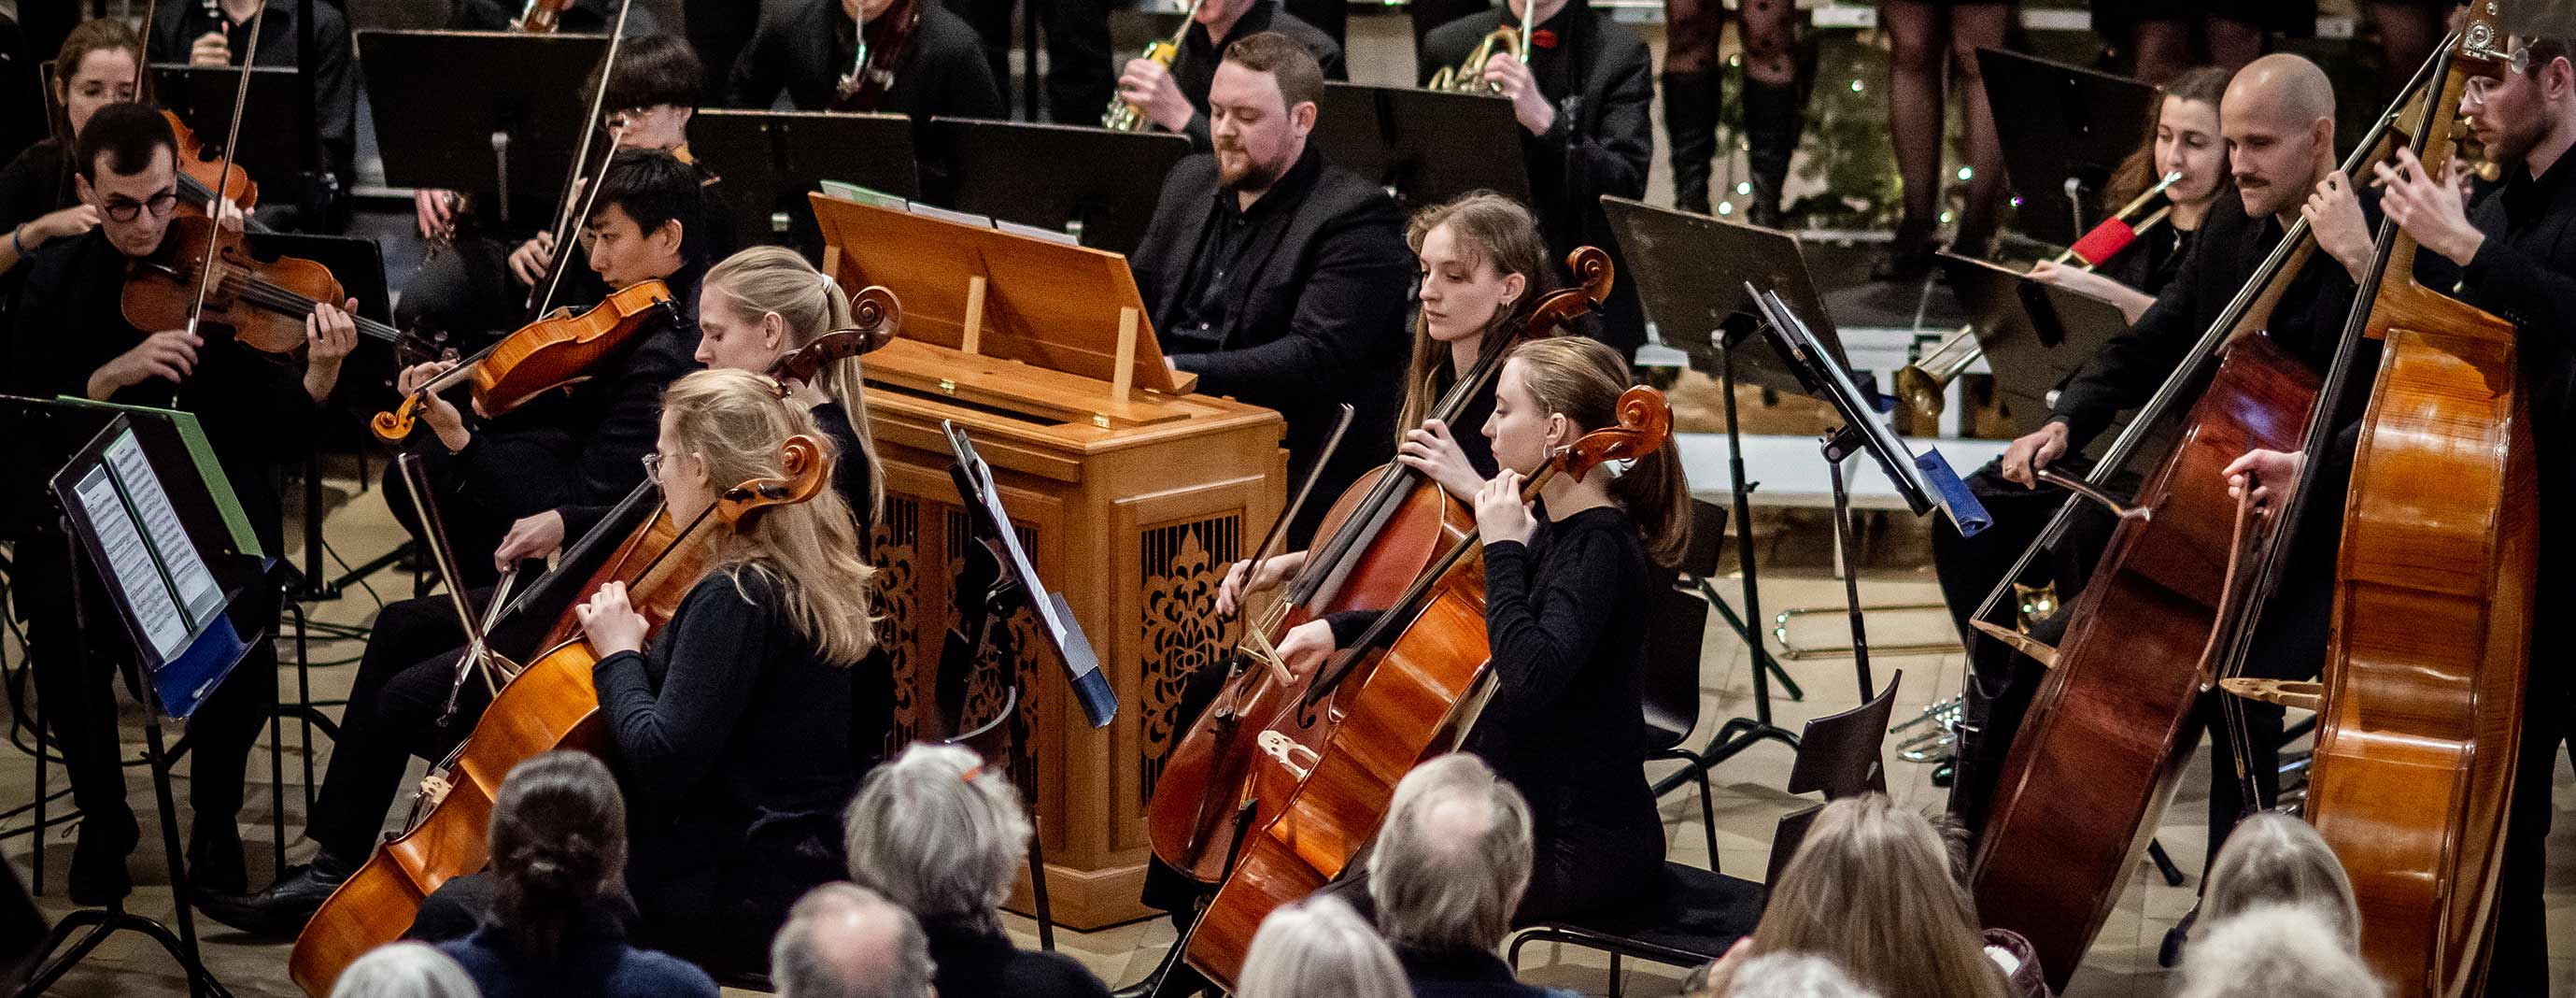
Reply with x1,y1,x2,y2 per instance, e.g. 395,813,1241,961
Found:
1420,2,1652,356
727,0,1005,121
1131,149,1413,543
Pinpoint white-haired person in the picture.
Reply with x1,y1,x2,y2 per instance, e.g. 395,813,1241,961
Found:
2193,811,2362,945
2173,905,2385,998
1682,952,1882,998
1237,896,1410,998
771,883,939,998
842,743,1110,997
1365,753,1572,998
328,942,481,998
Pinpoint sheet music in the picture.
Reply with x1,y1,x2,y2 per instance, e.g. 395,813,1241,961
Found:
72,465,189,661
105,431,223,625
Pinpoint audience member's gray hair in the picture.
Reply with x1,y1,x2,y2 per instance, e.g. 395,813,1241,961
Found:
2174,904,2385,998
2200,812,2362,943
843,742,1031,930
1721,952,1885,998
327,942,479,998
1237,896,1410,998
771,882,938,998
1366,752,1535,952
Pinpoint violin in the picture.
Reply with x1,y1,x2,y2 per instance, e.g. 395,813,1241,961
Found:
121,214,419,356
515,0,573,33
832,0,925,112
1145,248,1612,884
370,279,678,443
166,109,258,217
1177,387,1674,989
290,435,835,995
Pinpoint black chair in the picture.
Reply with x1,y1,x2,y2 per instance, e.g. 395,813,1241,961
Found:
1763,672,1902,886
1645,578,1721,866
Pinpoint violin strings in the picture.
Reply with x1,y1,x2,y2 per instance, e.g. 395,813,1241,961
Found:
201,270,407,344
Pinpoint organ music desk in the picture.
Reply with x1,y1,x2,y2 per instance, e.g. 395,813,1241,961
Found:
812,193,1287,927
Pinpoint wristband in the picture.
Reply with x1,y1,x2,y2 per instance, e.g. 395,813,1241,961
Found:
10,225,23,257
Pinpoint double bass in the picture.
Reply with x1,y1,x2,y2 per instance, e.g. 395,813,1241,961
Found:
1175,386,1674,988
1963,54,2448,989
2210,15,2531,995
1145,249,1613,884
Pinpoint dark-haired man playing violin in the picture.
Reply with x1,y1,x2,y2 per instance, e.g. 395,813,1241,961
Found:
4,102,356,907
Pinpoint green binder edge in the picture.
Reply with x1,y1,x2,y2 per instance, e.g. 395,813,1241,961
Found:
49,396,265,559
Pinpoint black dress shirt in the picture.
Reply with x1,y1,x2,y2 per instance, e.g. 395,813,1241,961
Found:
147,0,357,195
2452,151,2576,563
1168,2,1347,152
727,0,1005,121
1419,1,1652,356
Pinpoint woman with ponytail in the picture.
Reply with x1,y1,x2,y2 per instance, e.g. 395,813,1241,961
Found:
1269,335,1687,920
433,751,718,997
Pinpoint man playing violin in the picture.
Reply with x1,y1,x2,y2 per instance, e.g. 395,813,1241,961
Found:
197,147,709,936
2,102,357,906
2273,35,2576,996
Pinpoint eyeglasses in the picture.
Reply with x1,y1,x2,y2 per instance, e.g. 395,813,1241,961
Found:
642,451,665,483
101,191,179,222
2466,75,2500,107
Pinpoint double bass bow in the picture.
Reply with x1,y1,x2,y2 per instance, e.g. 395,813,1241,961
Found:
1144,248,1614,884
1962,51,2449,990
1175,385,1674,990
2205,16,2531,996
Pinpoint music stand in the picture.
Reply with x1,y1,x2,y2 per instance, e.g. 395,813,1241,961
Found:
1310,82,1532,209
1976,49,2158,249
353,31,611,229
153,64,313,202
689,108,920,261
15,407,269,998
1748,285,1991,699
1604,196,1855,791
1935,252,2132,436
927,118,1191,258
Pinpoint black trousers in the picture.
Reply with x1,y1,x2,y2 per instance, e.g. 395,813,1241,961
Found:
943,0,1113,121
304,594,488,865
2486,581,2571,998
16,535,276,840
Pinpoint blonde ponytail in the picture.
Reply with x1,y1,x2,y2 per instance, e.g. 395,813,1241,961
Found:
702,246,887,522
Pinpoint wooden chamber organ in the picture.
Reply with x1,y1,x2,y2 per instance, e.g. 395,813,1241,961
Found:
813,193,1286,927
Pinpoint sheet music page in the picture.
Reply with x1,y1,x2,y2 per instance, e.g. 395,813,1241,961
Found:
72,465,189,661
105,431,224,626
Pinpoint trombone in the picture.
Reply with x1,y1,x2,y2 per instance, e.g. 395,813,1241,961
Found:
1895,170,2184,419
1104,0,1206,132
1427,3,1533,93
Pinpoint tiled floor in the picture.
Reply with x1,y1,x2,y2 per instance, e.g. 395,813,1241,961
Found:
2,482,2564,996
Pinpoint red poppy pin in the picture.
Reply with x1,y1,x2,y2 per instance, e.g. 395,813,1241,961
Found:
1532,28,1558,49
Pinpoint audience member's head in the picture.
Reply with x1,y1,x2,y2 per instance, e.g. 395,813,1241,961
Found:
487,751,628,965
1366,752,1534,954
1707,951,1883,998
842,742,1029,933
2173,904,2385,998
1739,794,2008,998
2199,812,2361,944
1237,896,1410,998
771,882,937,998
327,942,480,998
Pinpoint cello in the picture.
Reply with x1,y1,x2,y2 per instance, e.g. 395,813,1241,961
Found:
1145,248,1613,884
2208,17,2531,996
1173,386,1673,989
1962,53,2448,990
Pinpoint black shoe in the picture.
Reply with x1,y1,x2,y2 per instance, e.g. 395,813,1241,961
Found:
188,820,247,896
67,809,139,907
193,856,353,937
1743,78,1805,227
2158,905,2199,967
1112,950,1211,998
1872,218,1940,283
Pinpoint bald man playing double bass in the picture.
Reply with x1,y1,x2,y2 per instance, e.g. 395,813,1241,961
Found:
1942,55,2380,869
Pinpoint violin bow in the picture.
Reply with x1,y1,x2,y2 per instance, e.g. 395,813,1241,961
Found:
525,0,640,321
180,0,269,343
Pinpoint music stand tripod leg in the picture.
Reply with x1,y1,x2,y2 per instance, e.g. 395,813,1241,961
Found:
1652,338,1799,798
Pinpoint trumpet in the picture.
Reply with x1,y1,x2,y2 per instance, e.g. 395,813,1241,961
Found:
1895,170,2184,419
1104,0,1205,132
1427,8,1531,93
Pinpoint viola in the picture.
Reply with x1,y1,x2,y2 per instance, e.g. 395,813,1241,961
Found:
121,214,421,357
1176,386,1674,989
1144,248,1612,884
832,0,925,112
290,435,837,996
370,280,678,443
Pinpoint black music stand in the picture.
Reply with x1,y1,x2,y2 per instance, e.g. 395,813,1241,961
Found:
927,119,1190,258
16,408,273,998
1748,285,1990,700
353,31,611,230
690,109,920,262
1976,49,2158,249
1935,252,2132,437
1604,196,1858,791
1310,83,1531,209
154,64,311,204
